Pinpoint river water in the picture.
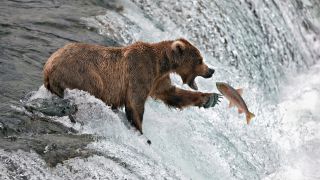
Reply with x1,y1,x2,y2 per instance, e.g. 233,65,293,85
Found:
0,0,319,179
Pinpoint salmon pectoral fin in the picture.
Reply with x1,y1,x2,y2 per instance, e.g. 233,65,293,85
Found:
236,88,243,95
238,108,244,114
246,112,255,124
228,101,235,108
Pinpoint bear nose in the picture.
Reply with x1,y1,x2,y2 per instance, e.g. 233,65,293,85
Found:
203,68,215,78
208,68,215,75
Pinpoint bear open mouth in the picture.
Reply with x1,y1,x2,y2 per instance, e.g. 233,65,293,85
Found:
188,77,198,90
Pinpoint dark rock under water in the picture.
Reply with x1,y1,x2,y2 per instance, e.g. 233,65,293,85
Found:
23,95,78,118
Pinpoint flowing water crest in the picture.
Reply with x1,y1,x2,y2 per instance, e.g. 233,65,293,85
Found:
0,0,319,179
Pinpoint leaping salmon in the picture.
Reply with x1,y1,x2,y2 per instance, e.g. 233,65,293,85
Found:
216,82,255,124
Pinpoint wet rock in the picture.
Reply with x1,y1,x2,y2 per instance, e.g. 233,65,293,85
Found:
0,105,98,167
23,96,78,118
0,99,96,167
0,134,96,167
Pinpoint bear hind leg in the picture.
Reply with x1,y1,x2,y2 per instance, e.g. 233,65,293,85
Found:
48,78,64,98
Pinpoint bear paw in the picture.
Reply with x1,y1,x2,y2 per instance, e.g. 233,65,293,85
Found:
203,93,222,108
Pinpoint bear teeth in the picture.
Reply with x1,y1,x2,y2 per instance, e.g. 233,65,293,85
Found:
189,80,198,90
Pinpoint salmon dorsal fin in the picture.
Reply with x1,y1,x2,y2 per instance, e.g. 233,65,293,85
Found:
236,88,243,95
228,101,235,108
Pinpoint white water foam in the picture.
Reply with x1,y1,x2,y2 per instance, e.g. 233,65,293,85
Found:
265,62,320,180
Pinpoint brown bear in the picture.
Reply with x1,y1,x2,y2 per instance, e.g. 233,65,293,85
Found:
43,38,220,134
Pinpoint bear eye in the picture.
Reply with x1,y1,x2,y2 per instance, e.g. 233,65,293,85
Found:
196,59,202,65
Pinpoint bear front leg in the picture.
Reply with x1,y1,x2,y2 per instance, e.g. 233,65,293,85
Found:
125,96,146,134
125,106,134,125
153,86,219,109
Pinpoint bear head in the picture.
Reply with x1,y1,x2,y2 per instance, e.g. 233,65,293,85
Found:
166,38,215,90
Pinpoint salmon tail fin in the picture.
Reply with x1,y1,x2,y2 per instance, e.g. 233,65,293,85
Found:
246,112,255,124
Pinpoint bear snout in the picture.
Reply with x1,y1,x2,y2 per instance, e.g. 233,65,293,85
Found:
202,68,215,78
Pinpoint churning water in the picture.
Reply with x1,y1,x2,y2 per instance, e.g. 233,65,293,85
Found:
0,0,319,179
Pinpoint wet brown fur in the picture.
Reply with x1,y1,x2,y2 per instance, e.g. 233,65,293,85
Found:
43,38,214,133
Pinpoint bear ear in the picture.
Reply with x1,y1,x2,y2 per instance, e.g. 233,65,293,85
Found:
171,40,185,56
